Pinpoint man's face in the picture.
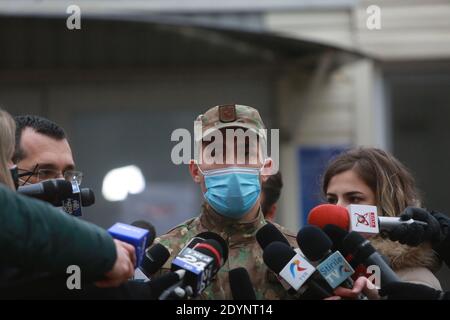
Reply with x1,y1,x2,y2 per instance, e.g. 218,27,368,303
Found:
189,128,270,194
17,127,75,185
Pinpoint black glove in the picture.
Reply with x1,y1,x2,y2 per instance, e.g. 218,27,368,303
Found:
388,207,443,247
430,211,450,267
379,282,444,300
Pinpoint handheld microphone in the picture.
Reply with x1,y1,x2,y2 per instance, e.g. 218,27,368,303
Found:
131,220,157,249
308,204,427,237
256,223,291,250
343,231,400,287
263,241,333,298
80,188,95,207
322,224,349,256
18,179,73,206
195,231,229,263
149,269,187,300
229,268,257,300
297,226,359,296
108,223,150,267
140,243,171,277
171,236,227,297
18,179,95,216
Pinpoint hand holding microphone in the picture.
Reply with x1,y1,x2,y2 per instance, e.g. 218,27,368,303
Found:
389,207,450,267
95,239,136,288
388,207,446,246
379,281,449,300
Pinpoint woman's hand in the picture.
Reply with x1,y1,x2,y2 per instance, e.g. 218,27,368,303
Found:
325,277,381,300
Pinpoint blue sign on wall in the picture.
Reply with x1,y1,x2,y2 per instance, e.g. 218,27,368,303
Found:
298,146,349,227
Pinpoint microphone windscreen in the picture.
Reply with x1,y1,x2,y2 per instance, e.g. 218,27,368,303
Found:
229,268,256,300
296,225,332,261
194,239,224,267
196,231,228,263
140,243,170,277
342,231,375,258
263,241,296,274
147,272,182,300
307,204,350,231
81,188,95,207
322,224,349,254
132,220,156,248
46,179,73,198
256,223,290,251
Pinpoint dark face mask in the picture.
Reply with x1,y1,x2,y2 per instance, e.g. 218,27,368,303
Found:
10,166,19,190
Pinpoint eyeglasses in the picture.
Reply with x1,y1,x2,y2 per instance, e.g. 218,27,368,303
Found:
18,164,83,186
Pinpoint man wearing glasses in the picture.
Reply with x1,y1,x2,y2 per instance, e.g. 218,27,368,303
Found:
12,115,83,187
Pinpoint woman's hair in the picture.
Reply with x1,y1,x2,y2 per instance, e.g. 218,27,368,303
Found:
322,147,421,217
0,108,16,189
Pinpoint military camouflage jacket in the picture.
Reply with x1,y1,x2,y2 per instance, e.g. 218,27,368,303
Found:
152,204,297,300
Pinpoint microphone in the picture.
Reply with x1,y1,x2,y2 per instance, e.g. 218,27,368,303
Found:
322,224,349,256
140,243,171,278
229,268,257,300
18,179,73,206
263,241,333,298
171,235,227,297
195,231,229,263
80,188,95,207
108,223,151,267
256,223,291,250
297,226,360,296
379,281,448,300
308,204,426,237
18,179,95,216
343,231,400,287
131,220,157,249
148,269,187,300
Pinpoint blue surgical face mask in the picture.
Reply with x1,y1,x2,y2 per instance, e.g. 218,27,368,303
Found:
201,167,261,219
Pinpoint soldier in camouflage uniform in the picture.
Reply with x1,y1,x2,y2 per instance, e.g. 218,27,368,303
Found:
151,104,297,300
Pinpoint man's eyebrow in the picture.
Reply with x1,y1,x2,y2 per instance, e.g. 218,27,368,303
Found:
64,164,76,172
36,163,59,170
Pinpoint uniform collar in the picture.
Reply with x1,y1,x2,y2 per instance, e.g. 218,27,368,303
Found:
198,203,266,246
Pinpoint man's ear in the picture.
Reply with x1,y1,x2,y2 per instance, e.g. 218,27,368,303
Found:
266,204,277,222
189,159,202,183
261,158,274,182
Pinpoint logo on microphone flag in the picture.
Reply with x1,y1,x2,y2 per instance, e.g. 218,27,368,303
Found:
317,251,355,289
279,254,315,291
290,259,307,278
348,204,379,236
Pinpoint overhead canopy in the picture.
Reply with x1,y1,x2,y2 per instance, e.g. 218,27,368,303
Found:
0,1,364,70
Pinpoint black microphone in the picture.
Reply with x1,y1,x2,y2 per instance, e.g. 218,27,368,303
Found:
131,220,156,249
297,226,363,298
80,188,95,207
229,268,256,300
263,241,333,299
297,225,333,262
343,231,400,287
17,179,73,206
256,223,291,250
322,224,349,255
195,231,229,263
171,236,227,297
140,243,171,278
379,281,448,300
147,269,187,300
